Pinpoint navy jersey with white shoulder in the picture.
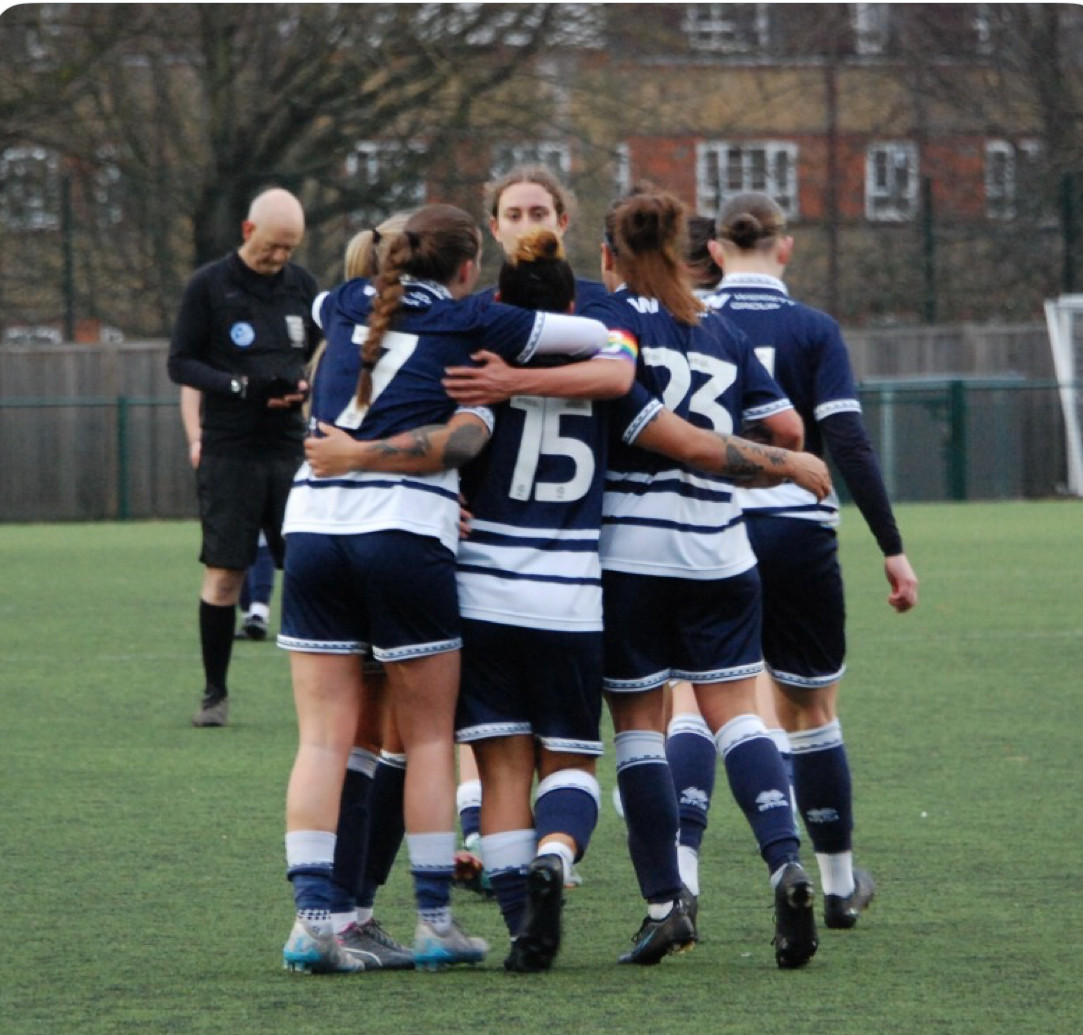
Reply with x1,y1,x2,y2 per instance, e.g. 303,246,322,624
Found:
703,273,858,527
457,389,624,634
284,276,555,553
580,288,793,581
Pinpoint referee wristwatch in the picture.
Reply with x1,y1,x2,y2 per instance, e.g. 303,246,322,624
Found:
230,376,248,398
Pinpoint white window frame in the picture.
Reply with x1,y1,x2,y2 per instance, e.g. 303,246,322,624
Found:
489,142,571,180
613,142,631,198
695,141,799,219
865,142,919,222
93,147,124,227
345,140,427,209
985,138,1042,221
0,146,60,231
851,3,890,56
682,3,770,54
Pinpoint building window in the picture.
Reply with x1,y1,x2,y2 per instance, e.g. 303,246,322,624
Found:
613,143,631,198
0,146,60,231
696,141,798,218
985,139,1042,220
93,148,124,228
865,142,918,221
851,3,891,56
345,141,427,223
683,3,770,54
490,142,571,180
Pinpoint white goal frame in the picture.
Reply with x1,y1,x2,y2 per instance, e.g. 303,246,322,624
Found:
1044,294,1083,496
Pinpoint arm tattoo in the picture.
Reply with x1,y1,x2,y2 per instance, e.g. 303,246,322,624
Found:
373,426,437,459
442,424,490,468
719,436,788,481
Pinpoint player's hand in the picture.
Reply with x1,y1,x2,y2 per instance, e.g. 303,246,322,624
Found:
885,553,918,612
443,350,520,406
787,451,832,500
305,421,358,477
458,494,474,540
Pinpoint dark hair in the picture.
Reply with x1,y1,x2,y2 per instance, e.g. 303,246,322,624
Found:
357,204,480,406
484,164,575,223
497,228,576,314
604,184,703,326
717,192,786,251
686,214,722,289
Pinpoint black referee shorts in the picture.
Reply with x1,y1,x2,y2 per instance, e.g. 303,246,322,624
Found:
196,452,301,571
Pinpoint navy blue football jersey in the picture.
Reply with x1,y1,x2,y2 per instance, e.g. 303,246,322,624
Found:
285,276,602,552
579,288,793,580
703,273,858,525
458,391,619,633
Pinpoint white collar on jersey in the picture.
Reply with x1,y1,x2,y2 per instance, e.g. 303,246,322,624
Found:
718,272,789,295
400,275,453,300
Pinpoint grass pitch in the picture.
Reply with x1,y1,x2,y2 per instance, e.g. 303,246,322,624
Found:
2,501,1080,1034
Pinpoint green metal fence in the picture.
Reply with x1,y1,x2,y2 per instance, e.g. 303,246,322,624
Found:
0,379,1074,522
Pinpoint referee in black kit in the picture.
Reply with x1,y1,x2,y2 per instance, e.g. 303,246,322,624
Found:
168,187,320,727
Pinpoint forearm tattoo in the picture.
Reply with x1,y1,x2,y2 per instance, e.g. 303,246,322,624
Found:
369,422,488,469
374,426,437,459
719,436,788,482
442,423,490,468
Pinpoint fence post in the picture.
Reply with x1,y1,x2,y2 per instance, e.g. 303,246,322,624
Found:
948,380,968,501
116,395,130,520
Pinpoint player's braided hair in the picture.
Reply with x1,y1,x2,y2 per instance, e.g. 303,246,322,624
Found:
355,204,480,407
497,228,576,314
717,191,786,251
604,183,703,326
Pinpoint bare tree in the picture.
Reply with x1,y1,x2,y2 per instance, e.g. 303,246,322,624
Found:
0,3,562,334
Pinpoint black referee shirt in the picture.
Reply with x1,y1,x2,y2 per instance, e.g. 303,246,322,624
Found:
168,251,320,456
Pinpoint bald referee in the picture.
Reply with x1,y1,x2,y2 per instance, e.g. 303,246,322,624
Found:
168,188,320,727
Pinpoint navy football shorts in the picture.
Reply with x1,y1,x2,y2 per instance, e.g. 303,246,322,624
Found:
197,453,300,570
745,515,846,689
455,619,604,756
601,567,764,692
278,530,461,661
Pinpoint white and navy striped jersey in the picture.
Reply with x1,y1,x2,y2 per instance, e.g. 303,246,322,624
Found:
457,392,619,633
703,273,858,527
284,277,603,554
581,287,794,581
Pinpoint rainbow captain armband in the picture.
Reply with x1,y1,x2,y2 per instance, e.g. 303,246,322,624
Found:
600,328,639,364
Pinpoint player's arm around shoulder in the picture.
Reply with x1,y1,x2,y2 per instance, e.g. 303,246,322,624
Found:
442,339,635,407
634,408,832,500
305,411,492,478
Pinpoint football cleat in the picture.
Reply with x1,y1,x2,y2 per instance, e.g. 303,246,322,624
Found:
192,689,228,728
504,855,564,973
679,884,699,943
824,867,876,929
337,918,415,970
773,861,819,969
235,613,268,641
283,917,363,974
413,919,489,971
618,897,696,965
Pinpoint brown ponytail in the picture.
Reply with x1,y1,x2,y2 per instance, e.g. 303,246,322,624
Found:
355,204,480,407
604,185,703,326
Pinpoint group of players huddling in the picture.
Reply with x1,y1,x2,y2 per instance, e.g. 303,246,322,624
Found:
272,167,917,976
